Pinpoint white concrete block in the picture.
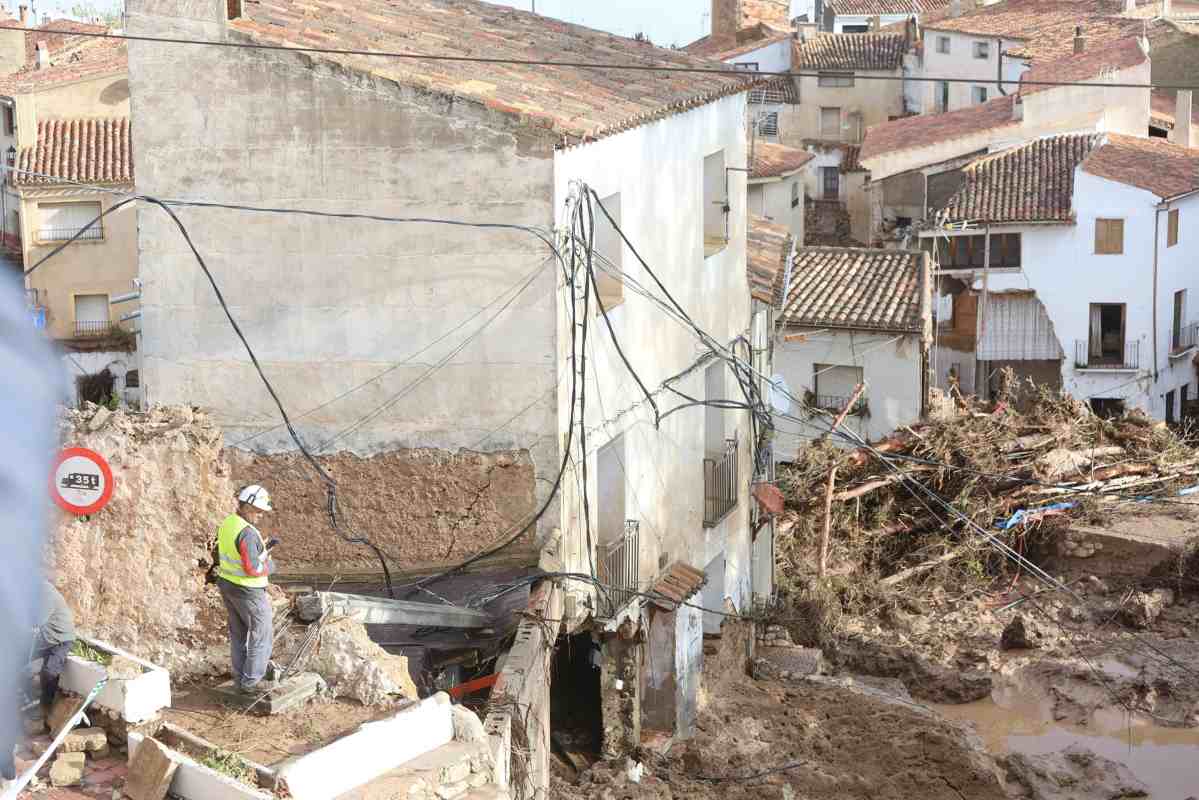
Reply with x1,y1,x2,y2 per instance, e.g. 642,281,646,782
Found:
60,637,171,724
274,693,454,800
127,732,273,800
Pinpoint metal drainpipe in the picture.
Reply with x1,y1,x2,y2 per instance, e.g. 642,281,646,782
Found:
996,38,1007,96
1153,204,1166,383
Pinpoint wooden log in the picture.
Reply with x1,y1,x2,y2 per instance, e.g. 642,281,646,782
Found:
879,545,969,588
819,466,837,580
832,465,937,501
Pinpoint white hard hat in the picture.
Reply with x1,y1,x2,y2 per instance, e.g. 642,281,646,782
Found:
237,484,273,512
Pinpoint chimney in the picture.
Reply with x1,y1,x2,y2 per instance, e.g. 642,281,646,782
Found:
35,41,48,69
949,0,962,18
1012,94,1024,121
1073,25,1085,54
18,5,26,25
1123,0,1135,11
1177,90,1193,148
711,0,742,48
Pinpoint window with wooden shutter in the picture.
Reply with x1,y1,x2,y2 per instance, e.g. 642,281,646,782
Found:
1168,209,1179,247
1094,218,1124,255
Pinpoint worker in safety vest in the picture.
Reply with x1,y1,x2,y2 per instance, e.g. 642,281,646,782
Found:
213,485,280,694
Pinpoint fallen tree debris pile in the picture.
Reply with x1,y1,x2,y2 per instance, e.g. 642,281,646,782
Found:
775,381,1199,598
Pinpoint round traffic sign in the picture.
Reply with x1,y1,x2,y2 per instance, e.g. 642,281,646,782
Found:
51,447,114,515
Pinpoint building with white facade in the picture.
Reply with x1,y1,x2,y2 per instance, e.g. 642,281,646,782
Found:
773,246,931,455
748,141,812,239
128,0,768,791
821,0,952,33
921,131,1199,419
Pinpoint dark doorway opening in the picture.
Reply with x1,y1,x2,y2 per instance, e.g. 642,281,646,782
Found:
550,632,602,762
1090,397,1126,419
76,369,114,407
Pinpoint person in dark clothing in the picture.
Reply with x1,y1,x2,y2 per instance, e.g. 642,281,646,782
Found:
34,582,76,723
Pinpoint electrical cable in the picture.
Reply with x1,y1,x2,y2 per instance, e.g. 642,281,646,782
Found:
24,25,1199,91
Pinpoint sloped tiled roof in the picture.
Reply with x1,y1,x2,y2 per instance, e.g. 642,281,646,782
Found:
923,0,1148,60
13,118,132,186
685,24,792,60
937,134,1101,224
1082,133,1199,200
751,142,815,179
1151,89,1199,131
826,0,952,15
860,94,1018,161
649,562,707,610
0,24,126,96
794,32,907,70
1018,35,1148,95
780,247,926,332
747,216,793,304
749,76,800,104
231,0,758,146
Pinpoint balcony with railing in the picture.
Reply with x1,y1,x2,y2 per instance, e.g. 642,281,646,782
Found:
1074,340,1140,371
74,319,115,338
813,393,868,415
703,438,739,528
1170,321,1199,357
598,520,639,615
38,225,103,243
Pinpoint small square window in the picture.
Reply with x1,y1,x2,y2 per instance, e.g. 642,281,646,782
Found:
936,36,950,54
972,86,988,104
817,72,854,88
1095,218,1124,254
973,40,990,59
791,180,801,209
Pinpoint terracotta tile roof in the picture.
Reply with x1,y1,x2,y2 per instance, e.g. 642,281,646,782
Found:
794,32,907,70
781,247,927,332
1018,35,1148,95
747,216,793,304
1081,133,1199,199
751,141,815,179
0,32,126,96
937,133,1101,223
1151,89,1199,130
922,0,1149,61
232,0,759,145
825,0,952,15
860,94,1018,161
13,118,132,186
648,562,707,609
685,25,792,60
840,144,865,173
748,75,800,104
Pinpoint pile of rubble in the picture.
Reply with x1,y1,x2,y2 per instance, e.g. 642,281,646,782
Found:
774,381,1199,596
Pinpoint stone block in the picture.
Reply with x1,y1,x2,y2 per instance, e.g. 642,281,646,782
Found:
451,706,486,744
757,646,825,679
124,737,178,800
48,694,87,737
64,727,110,753
50,752,87,787
435,781,469,800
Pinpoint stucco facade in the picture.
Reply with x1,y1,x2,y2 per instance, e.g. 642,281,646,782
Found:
553,93,758,621
748,170,805,239
773,329,926,456
917,29,1028,112
796,68,904,144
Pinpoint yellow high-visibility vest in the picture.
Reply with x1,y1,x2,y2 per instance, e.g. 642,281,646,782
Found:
217,513,268,589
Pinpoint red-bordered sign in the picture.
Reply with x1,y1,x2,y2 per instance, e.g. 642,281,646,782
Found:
51,447,114,515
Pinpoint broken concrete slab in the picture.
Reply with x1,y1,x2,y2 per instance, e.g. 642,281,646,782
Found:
275,693,454,800
50,751,86,787
297,592,492,628
124,737,178,800
60,637,171,723
127,732,272,800
210,672,325,715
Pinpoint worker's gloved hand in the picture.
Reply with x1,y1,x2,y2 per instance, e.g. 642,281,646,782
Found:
265,537,281,550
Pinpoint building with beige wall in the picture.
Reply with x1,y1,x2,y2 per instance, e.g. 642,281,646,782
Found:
0,15,136,404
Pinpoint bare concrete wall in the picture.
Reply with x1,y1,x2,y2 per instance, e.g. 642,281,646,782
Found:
126,0,560,550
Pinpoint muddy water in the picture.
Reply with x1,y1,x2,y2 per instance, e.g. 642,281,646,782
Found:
932,674,1199,797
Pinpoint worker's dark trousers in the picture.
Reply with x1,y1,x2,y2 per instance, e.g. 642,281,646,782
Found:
217,579,273,689
33,639,72,709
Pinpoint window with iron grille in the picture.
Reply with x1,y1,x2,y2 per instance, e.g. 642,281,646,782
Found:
38,201,103,242
758,111,779,137
973,40,990,59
